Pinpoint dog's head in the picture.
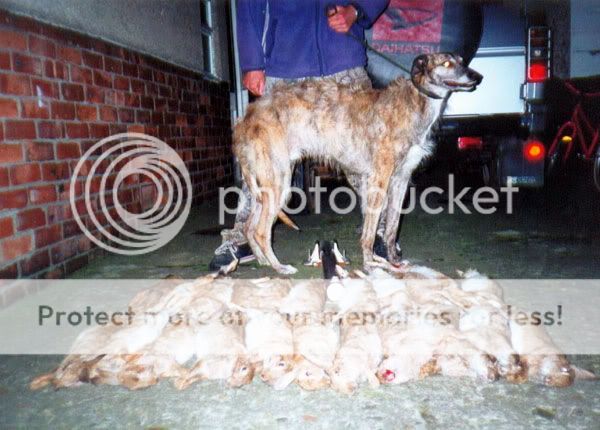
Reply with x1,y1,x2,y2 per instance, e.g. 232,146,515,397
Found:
411,53,483,98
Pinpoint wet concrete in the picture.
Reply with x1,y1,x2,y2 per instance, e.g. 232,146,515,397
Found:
69,169,600,280
2,171,600,428
0,355,599,429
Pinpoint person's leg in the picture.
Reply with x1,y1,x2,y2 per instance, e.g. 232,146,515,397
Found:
209,182,256,270
329,67,372,88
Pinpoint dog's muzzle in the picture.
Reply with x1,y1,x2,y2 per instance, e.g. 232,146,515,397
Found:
462,68,483,91
445,67,483,92
468,68,484,86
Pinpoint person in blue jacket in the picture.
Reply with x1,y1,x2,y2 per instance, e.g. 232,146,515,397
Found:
210,0,389,271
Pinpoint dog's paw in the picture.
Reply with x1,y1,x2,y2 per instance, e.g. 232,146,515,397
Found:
256,257,270,266
387,251,403,266
366,255,388,266
387,242,403,265
276,264,298,275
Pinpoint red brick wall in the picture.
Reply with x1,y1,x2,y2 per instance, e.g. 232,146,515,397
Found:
0,10,233,279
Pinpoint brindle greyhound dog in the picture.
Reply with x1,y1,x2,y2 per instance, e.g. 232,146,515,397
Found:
234,53,483,274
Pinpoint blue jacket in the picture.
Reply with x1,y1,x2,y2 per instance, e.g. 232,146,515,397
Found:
236,0,389,78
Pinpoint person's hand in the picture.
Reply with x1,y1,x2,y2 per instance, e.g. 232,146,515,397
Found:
327,5,358,33
243,70,266,96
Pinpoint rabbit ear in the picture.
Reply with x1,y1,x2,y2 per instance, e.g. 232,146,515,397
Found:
572,366,597,380
273,370,298,390
30,372,55,390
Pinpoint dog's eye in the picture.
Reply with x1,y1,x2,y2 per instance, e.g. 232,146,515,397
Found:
278,361,286,367
240,366,247,373
443,61,452,68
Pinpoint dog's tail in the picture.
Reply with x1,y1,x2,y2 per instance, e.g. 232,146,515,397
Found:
238,150,298,231
278,211,299,231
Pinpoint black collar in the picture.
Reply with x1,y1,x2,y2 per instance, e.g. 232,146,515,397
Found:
411,76,444,100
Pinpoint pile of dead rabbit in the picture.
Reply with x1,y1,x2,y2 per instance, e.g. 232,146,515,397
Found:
31,263,596,394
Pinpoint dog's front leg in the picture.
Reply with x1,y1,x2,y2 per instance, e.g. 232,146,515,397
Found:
384,145,428,263
361,165,394,267
345,173,367,215
382,173,408,264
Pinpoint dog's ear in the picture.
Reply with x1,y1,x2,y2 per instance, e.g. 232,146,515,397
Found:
411,54,429,77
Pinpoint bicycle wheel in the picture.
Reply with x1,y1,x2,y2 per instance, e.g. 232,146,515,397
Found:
594,146,600,193
548,122,575,179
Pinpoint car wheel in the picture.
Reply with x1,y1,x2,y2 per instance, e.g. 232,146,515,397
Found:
482,163,491,186
482,156,500,188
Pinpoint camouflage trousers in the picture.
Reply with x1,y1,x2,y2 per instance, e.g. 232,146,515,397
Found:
220,67,376,247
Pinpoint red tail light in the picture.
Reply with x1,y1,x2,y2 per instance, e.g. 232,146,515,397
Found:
527,27,551,83
458,136,483,150
528,63,548,83
524,140,545,162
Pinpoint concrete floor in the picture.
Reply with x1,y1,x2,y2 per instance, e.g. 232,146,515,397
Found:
2,170,600,429
1,355,599,429
69,168,600,281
